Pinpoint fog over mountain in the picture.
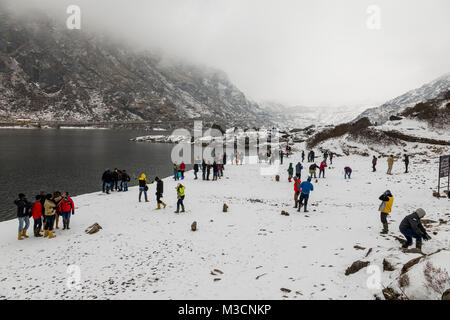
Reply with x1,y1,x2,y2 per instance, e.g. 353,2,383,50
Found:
3,0,450,109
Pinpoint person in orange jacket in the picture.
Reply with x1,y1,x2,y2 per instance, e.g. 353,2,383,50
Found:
293,177,302,208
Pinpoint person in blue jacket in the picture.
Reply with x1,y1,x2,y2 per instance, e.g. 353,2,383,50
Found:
297,177,314,213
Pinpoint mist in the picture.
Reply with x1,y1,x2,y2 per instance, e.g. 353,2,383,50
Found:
3,0,450,108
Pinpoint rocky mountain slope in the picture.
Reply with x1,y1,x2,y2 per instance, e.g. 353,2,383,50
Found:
0,5,265,126
353,73,450,125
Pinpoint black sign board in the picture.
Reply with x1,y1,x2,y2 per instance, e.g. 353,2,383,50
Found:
438,155,450,194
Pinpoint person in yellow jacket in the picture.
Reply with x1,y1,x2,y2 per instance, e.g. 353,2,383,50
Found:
136,173,152,202
387,155,395,174
378,190,394,234
175,183,185,213
43,194,57,239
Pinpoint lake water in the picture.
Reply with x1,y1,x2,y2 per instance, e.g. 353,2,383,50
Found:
0,129,177,222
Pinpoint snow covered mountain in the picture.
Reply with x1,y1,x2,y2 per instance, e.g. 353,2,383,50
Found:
353,73,450,125
259,101,368,129
0,5,265,126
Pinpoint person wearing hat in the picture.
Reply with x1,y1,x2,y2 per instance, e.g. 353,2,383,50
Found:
14,193,31,240
378,190,394,234
399,208,431,250
136,173,151,202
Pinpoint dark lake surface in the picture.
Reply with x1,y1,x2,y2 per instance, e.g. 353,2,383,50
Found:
0,129,176,222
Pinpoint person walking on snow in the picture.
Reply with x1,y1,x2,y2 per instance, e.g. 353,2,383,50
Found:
399,208,431,250
154,177,167,210
193,163,199,179
372,156,377,172
15,193,31,240
378,190,393,234
175,183,186,213
31,195,43,237
279,150,284,165
319,160,327,178
295,162,303,179
298,177,314,213
344,166,352,179
403,154,409,173
287,163,294,182
309,163,318,179
58,192,75,230
202,159,207,180
323,151,328,160
173,163,179,181
329,152,333,165
293,177,302,208
137,173,151,202
387,155,395,175
301,151,305,162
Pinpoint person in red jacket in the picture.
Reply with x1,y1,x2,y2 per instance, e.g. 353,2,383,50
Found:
293,177,302,208
31,195,43,237
179,162,186,180
58,192,75,230
319,160,327,178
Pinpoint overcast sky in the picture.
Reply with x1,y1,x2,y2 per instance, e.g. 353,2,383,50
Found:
7,0,450,107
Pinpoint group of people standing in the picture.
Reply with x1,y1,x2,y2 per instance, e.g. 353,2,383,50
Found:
101,168,131,194
14,191,75,240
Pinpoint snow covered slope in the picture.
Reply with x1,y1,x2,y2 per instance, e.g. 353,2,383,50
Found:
1,151,448,299
354,73,450,125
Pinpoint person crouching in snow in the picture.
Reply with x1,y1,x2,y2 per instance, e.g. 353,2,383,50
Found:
319,160,327,178
344,166,352,179
287,163,294,182
15,193,31,240
175,183,185,213
137,173,151,202
298,177,314,213
58,192,75,230
293,177,302,208
378,190,393,234
309,163,318,179
31,195,43,237
154,177,167,210
399,208,431,250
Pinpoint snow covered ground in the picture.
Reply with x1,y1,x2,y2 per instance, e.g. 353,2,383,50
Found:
0,149,449,300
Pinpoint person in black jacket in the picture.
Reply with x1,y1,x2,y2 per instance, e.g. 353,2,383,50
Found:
154,177,167,209
193,163,199,180
403,154,409,173
15,193,31,240
121,170,131,192
112,168,119,191
102,169,113,194
399,208,431,250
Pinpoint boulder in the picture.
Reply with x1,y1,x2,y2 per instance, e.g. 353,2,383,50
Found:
281,211,289,216
223,204,228,212
442,289,450,300
345,260,370,276
85,223,102,234
383,258,396,271
191,221,197,232
275,175,280,182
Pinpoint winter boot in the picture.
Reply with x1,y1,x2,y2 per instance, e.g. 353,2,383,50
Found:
181,205,185,213
304,206,308,213
18,232,23,240
381,223,389,234
66,221,70,230
175,204,180,213
22,229,29,238
162,202,167,209
145,196,149,202
44,229,49,238
416,240,422,250
36,228,42,237
156,203,161,210
62,221,67,230
55,217,59,229
48,231,56,239
294,201,298,208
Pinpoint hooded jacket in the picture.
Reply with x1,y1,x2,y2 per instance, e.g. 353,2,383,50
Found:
378,192,394,214
399,212,427,236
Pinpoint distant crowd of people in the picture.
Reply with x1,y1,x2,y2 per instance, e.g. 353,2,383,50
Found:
101,168,131,194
